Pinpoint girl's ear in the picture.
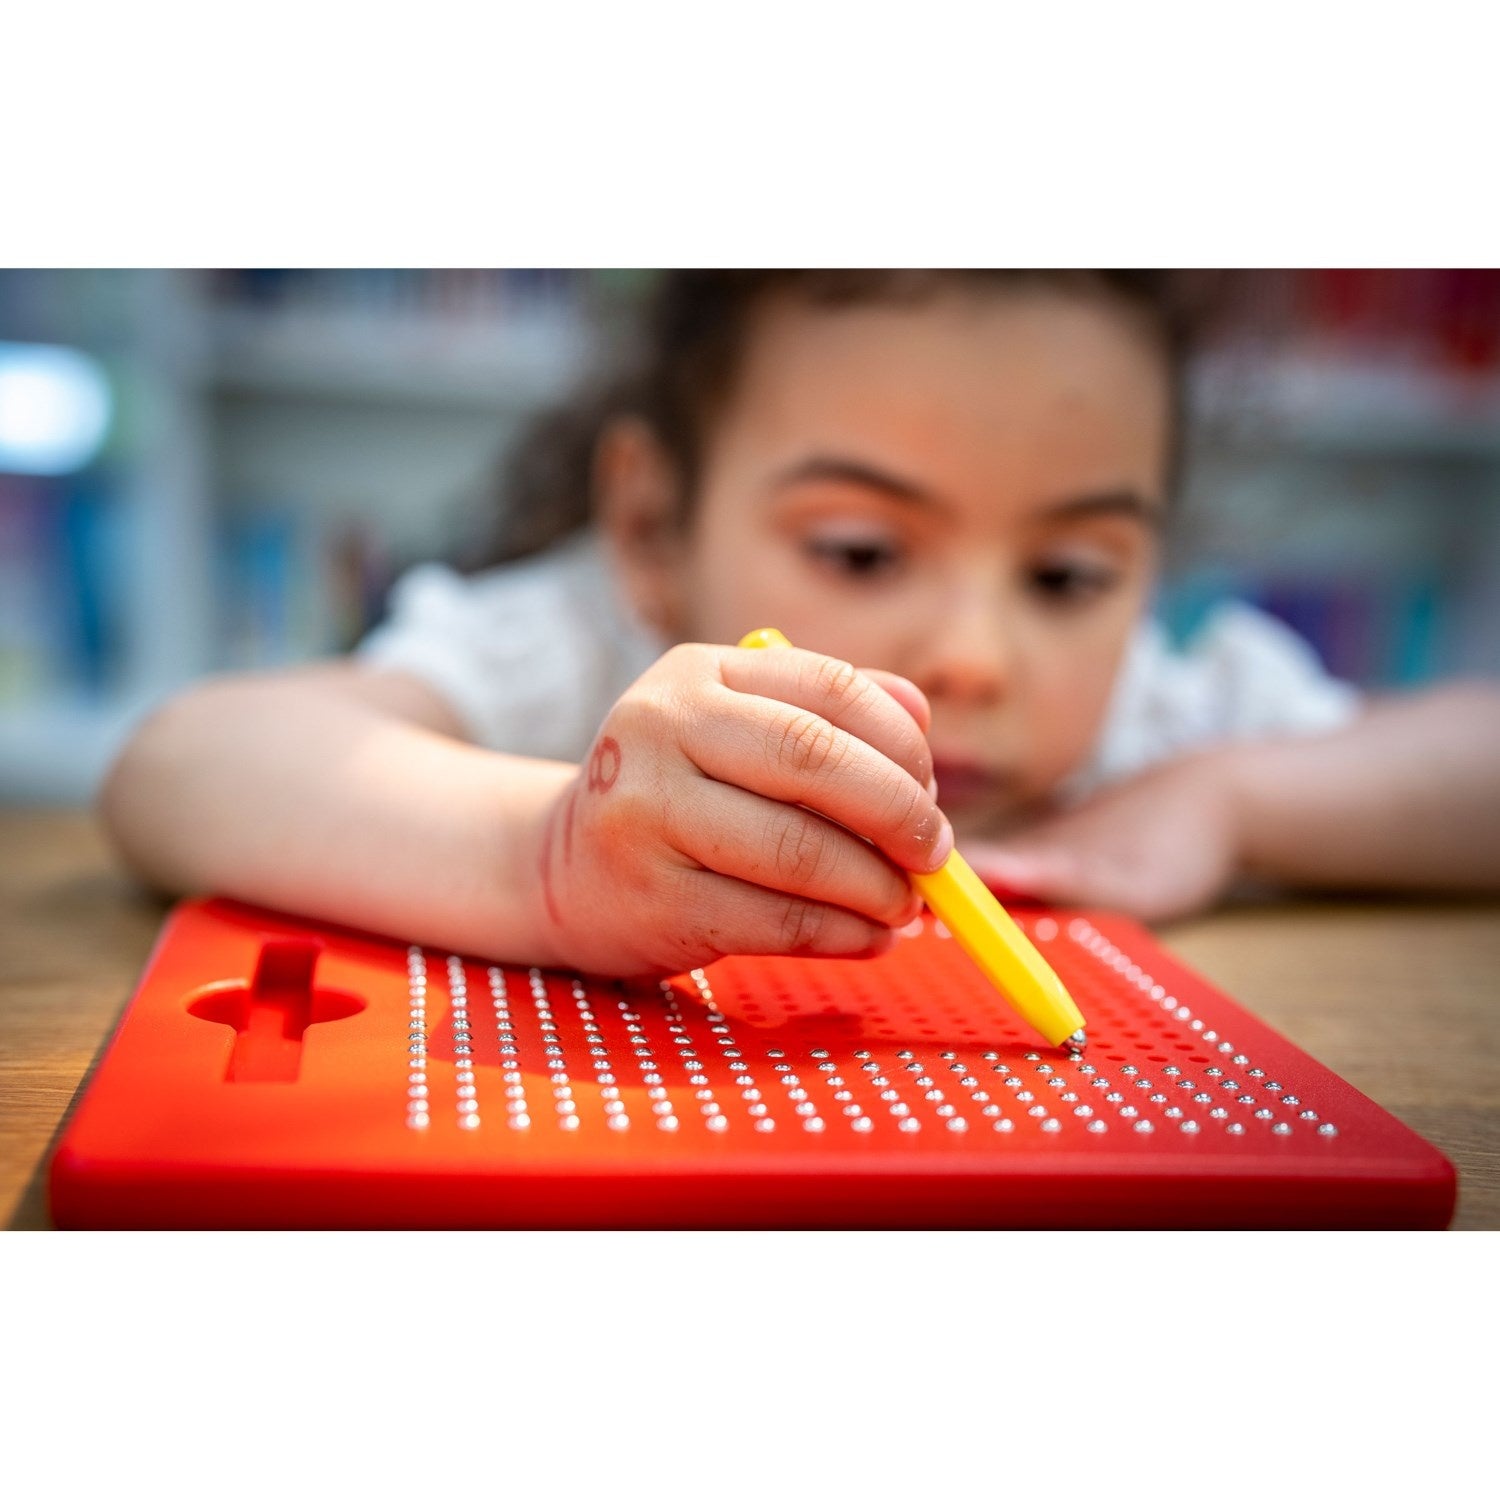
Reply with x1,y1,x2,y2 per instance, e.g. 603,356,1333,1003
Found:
594,417,689,639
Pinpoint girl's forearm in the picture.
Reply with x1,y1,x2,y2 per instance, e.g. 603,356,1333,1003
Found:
99,668,576,960
1226,681,1500,892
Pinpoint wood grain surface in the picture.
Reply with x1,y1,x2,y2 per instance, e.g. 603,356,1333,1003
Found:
4,808,1497,1228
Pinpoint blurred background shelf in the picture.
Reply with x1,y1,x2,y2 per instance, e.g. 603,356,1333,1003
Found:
1192,350,1500,457
0,698,149,804
205,303,591,407
3,267,1497,803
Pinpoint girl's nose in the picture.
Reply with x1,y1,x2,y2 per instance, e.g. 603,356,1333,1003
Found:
908,592,1015,708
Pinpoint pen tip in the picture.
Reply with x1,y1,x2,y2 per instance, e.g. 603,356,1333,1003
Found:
1064,1029,1087,1055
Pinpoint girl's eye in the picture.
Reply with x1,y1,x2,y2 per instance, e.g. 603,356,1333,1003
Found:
805,537,902,579
1028,559,1119,603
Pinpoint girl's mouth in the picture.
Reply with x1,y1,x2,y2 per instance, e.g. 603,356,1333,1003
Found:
930,759,1008,812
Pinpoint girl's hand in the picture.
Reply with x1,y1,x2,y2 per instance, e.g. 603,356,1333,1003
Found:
526,642,950,975
962,751,1245,924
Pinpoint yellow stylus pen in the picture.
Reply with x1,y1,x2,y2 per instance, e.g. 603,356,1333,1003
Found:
738,627,1088,1052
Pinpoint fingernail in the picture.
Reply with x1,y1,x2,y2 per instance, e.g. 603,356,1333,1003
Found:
899,916,925,940
927,774,940,800
928,819,954,869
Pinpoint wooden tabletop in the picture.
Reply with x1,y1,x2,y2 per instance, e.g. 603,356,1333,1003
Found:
5,807,1498,1229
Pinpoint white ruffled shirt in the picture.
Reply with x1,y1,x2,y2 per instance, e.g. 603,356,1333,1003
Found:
356,531,1362,787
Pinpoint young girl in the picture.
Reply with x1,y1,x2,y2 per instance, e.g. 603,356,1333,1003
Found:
100,270,1500,975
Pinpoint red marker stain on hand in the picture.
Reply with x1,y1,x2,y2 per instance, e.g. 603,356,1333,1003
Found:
587,735,622,792
539,737,624,929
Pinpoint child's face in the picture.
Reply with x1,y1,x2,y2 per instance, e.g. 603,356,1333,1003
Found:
639,286,1170,835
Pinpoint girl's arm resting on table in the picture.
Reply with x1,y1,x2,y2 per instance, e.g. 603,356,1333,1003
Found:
1228,679,1500,892
97,663,572,961
965,680,1500,921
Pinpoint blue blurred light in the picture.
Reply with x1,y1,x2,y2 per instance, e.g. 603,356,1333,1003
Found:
0,341,113,475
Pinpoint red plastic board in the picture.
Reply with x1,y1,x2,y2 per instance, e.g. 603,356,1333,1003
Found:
49,897,1456,1228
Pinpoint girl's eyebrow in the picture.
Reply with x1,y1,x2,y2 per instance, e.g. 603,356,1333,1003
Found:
1037,490,1166,529
770,454,933,505
771,456,1163,530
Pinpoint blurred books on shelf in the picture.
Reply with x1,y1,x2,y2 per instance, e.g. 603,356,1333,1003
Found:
216,503,399,668
1157,567,1451,690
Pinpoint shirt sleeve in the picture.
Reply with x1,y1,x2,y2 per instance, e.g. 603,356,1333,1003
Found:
353,538,664,762
1069,600,1364,799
